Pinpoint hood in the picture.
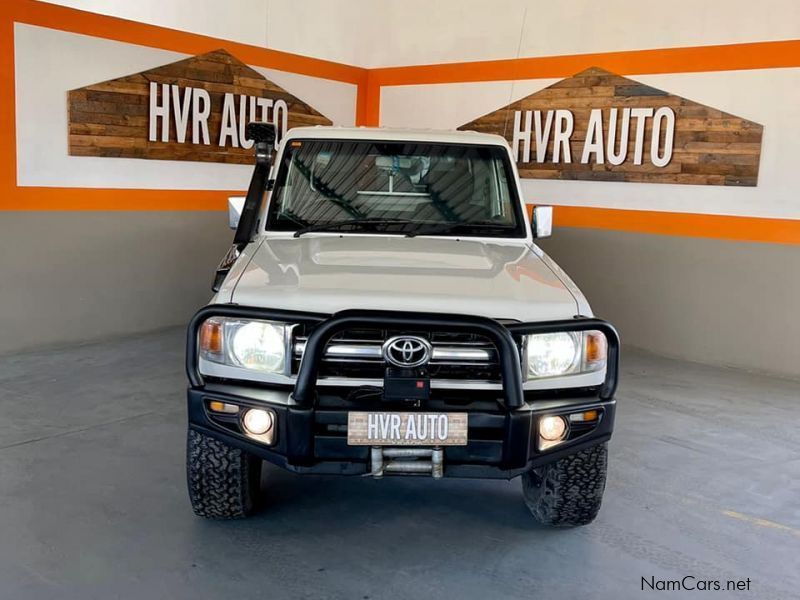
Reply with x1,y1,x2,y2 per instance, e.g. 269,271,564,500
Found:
225,236,580,322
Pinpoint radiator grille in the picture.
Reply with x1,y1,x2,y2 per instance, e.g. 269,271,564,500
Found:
292,327,513,381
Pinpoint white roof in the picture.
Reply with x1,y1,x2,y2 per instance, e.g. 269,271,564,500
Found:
283,126,509,147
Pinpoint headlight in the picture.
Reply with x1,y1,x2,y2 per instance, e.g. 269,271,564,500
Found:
199,317,291,374
525,330,607,378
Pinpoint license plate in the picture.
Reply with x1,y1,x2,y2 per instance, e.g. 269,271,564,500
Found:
347,412,468,446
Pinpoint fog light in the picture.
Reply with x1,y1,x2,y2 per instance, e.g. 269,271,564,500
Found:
539,415,568,441
241,408,276,444
243,409,273,435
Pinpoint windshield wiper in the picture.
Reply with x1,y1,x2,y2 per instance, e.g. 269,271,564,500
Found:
292,218,416,238
405,222,518,238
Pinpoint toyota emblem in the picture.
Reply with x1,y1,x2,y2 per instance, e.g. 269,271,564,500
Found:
382,335,432,368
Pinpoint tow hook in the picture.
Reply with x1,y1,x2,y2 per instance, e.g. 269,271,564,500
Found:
370,447,444,479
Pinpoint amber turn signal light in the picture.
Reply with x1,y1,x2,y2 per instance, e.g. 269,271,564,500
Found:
569,410,599,422
208,401,239,414
585,332,607,363
200,319,223,354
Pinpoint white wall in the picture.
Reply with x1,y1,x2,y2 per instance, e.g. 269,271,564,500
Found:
41,0,270,48
41,0,368,65
347,0,800,67
44,0,800,68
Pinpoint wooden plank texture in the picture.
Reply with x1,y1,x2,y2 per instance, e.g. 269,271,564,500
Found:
459,67,763,186
67,49,332,164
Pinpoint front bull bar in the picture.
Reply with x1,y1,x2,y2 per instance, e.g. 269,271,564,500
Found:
187,306,620,409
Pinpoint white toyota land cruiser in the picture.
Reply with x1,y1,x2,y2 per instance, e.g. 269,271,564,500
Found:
185,123,619,527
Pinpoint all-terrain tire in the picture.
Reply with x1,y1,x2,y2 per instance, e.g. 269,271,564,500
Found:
522,443,608,527
186,430,262,519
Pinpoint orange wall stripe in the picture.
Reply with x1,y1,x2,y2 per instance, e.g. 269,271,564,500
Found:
355,73,382,126
8,0,367,84
8,191,800,245
550,206,800,245
363,74,383,127
2,188,235,212
355,81,369,127
370,39,800,87
0,2,17,194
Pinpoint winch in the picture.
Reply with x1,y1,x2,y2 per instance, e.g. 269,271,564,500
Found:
370,447,444,479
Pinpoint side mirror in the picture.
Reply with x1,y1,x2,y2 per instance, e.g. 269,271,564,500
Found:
531,205,553,238
228,196,245,230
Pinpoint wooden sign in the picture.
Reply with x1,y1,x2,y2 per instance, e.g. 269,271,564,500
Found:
68,49,332,164
459,67,763,186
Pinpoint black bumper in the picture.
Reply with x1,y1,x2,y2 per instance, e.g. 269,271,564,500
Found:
186,307,619,479
188,386,615,478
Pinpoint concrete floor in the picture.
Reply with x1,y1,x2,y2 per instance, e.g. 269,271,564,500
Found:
0,330,798,600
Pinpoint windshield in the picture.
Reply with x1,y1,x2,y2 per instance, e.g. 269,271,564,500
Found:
266,140,527,238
